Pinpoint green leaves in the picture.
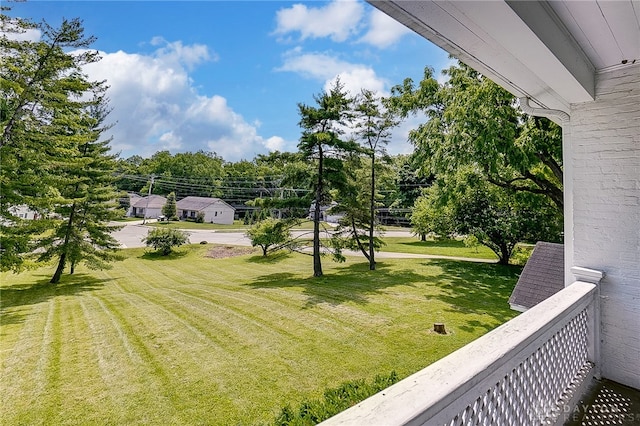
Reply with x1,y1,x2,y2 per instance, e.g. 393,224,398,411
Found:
1,11,123,278
389,62,563,212
143,228,190,256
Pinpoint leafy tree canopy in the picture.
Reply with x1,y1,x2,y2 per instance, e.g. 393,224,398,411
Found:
389,62,563,212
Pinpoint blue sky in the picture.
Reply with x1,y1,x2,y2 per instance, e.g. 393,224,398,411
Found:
8,1,451,161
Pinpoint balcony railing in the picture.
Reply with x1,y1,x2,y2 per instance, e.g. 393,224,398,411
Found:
321,280,598,426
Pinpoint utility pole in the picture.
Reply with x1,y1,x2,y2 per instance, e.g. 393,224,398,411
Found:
142,175,154,225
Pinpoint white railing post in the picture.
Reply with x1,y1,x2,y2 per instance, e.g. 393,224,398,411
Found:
571,266,605,379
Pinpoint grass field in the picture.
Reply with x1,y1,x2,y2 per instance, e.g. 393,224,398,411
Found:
1,245,521,425
381,237,499,260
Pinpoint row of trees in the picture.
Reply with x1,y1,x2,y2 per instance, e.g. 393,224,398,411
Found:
1,11,123,282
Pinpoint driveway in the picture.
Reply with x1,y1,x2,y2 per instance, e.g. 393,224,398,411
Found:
111,222,253,248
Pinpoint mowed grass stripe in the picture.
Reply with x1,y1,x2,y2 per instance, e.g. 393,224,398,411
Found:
54,296,113,425
1,300,58,425
93,280,273,423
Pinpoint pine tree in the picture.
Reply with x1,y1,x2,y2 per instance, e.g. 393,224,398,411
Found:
0,12,102,271
37,94,124,283
297,79,357,277
162,192,178,220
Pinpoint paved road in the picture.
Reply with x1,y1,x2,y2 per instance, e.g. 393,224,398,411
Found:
111,221,495,263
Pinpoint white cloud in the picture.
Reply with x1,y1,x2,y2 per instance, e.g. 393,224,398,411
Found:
278,49,388,98
81,40,282,161
149,37,215,69
1,18,42,42
324,68,387,97
273,0,364,42
359,8,412,48
265,136,286,151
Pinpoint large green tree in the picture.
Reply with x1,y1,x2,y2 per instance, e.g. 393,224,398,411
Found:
412,167,562,264
0,12,104,272
389,63,563,213
37,94,124,283
297,80,356,276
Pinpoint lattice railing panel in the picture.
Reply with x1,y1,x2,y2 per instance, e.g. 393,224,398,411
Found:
445,309,590,426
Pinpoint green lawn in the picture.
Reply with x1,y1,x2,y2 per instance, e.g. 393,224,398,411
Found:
1,245,521,425
382,237,499,260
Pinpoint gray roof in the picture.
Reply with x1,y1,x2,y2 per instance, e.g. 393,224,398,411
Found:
509,242,564,312
176,196,235,211
132,195,167,209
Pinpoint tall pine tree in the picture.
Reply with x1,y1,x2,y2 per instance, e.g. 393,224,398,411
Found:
297,79,355,277
1,12,103,272
37,93,123,283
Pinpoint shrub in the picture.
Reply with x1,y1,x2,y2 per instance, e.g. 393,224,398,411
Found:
271,371,399,425
245,218,293,257
143,228,190,255
195,211,205,223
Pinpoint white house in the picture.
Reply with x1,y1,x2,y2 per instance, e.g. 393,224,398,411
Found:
8,205,38,220
131,195,166,219
176,196,235,225
124,193,141,217
323,1,639,424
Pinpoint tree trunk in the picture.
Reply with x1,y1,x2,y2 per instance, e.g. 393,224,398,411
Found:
50,203,76,284
498,243,511,265
351,218,370,261
421,233,426,241
313,148,323,277
50,252,66,284
369,154,376,270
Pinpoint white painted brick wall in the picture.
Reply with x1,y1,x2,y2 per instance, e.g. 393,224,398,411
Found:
570,64,640,389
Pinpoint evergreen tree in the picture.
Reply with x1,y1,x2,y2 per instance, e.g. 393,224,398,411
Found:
297,79,356,277
162,192,178,220
36,94,124,283
0,12,102,272
351,89,398,270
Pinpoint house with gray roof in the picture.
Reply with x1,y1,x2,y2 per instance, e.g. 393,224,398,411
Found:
509,242,564,312
176,196,235,225
131,195,166,219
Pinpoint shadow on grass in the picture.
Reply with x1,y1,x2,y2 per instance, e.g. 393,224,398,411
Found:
245,261,424,307
396,239,468,249
247,250,294,263
139,249,189,260
425,259,522,329
1,273,112,327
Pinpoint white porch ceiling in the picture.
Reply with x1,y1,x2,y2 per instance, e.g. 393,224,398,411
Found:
368,0,640,113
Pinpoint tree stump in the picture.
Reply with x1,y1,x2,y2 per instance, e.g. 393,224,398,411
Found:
434,323,446,334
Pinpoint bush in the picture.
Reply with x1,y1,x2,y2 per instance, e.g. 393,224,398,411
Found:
245,218,293,257
195,211,205,223
271,371,399,425
143,228,190,255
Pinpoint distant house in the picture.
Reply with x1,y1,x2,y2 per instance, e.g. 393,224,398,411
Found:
124,193,141,217
308,201,344,223
176,196,235,225
8,205,39,220
508,242,564,312
131,195,167,219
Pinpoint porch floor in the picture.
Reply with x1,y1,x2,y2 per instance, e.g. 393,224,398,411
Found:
564,378,640,425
